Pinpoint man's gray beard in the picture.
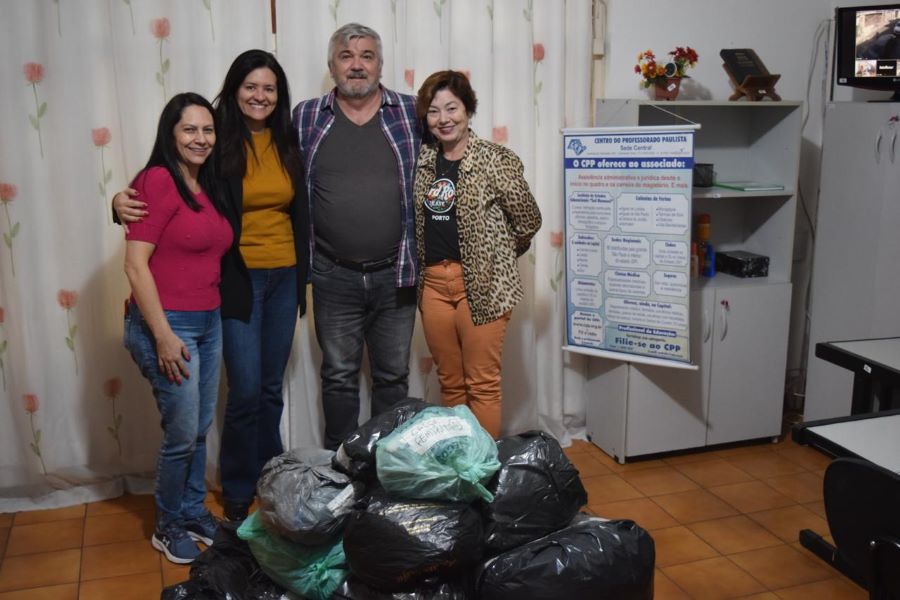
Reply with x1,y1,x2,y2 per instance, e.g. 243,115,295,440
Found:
336,78,379,99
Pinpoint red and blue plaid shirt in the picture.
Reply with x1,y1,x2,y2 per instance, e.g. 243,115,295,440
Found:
292,86,422,287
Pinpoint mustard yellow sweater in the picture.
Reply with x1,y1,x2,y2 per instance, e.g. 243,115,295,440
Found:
240,129,295,268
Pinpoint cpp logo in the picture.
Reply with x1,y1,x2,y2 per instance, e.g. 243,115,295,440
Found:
567,139,586,155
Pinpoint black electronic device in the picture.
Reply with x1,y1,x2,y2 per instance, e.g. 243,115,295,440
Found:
835,3,900,100
715,250,769,278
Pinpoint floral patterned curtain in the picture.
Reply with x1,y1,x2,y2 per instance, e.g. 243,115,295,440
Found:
0,0,592,511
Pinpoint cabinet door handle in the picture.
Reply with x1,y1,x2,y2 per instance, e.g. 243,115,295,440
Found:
703,309,711,343
875,130,883,163
892,130,897,164
719,300,729,342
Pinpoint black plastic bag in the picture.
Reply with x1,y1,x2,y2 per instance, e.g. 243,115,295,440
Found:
331,575,473,599
481,430,587,553
477,517,655,600
342,490,484,592
160,521,293,600
332,398,430,482
257,447,362,546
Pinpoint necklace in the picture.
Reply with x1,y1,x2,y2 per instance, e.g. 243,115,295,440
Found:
435,153,461,179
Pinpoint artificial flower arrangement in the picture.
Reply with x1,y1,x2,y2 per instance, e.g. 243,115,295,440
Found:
634,46,699,88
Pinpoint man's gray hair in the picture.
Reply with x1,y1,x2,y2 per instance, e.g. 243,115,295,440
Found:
328,23,384,68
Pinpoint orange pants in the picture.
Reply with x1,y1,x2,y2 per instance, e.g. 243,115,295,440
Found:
421,260,510,438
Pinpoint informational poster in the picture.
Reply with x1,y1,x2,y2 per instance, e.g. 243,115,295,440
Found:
562,126,697,367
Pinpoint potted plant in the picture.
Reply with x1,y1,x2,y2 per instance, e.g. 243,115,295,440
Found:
635,46,699,100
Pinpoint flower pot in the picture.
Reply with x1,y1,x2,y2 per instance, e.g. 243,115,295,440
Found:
654,77,682,101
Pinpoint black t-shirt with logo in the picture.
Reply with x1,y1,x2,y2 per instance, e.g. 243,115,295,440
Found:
423,153,462,264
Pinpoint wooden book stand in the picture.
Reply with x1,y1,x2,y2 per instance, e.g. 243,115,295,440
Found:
720,49,782,101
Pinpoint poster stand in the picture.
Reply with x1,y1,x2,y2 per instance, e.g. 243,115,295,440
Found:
562,122,700,369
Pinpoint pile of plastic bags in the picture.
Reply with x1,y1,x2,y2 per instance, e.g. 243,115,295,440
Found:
162,400,656,599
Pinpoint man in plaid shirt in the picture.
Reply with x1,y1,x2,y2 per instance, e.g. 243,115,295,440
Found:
293,23,422,450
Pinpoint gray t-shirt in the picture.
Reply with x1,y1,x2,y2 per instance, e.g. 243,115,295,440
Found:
313,102,402,263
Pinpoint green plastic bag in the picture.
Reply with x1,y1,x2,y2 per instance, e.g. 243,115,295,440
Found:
375,405,501,503
236,511,348,600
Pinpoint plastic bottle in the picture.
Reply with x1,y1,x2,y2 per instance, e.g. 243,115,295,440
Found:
696,214,711,244
690,242,700,278
703,242,716,277
696,214,715,277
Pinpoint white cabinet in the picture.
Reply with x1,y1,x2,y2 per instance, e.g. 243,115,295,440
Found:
804,103,900,421
704,282,791,445
583,101,801,461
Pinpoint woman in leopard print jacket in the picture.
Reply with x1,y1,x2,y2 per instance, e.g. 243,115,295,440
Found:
413,70,542,437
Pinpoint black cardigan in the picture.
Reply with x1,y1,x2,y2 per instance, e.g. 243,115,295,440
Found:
219,169,310,322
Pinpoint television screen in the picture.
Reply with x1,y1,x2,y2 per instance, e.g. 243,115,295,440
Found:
836,3,900,98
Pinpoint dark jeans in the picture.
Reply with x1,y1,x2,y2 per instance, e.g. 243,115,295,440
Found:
123,302,222,529
219,266,298,505
311,252,416,450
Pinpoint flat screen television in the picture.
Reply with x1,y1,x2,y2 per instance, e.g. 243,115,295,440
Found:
835,3,900,100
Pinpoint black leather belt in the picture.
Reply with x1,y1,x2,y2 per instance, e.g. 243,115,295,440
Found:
316,246,395,273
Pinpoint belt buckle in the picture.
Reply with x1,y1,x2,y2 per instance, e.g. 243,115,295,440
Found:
360,257,392,272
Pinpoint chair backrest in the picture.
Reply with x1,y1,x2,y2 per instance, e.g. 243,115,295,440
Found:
824,458,900,597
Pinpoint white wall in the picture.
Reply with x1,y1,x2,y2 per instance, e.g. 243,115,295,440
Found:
599,0,888,410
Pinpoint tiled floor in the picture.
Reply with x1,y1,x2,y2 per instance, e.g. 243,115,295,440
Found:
569,436,867,600
0,435,865,599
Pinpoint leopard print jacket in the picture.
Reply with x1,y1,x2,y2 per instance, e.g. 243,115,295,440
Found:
414,130,542,325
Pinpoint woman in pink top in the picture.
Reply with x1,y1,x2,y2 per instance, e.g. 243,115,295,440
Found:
122,93,233,564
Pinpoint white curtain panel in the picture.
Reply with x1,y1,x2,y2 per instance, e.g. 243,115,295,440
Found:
0,0,592,511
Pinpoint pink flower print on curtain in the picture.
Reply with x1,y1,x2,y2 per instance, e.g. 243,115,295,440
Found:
92,127,114,222
0,182,20,276
404,69,415,90
0,306,7,390
92,127,111,146
24,62,47,158
532,43,545,126
104,377,124,456
549,230,564,310
418,355,434,400
23,394,48,475
492,126,508,145
151,18,171,102
58,289,79,374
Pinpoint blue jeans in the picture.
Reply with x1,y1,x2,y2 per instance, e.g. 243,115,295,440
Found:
219,266,298,504
311,253,416,450
123,302,222,530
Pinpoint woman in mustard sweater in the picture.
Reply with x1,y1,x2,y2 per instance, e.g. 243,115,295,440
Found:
115,50,308,522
